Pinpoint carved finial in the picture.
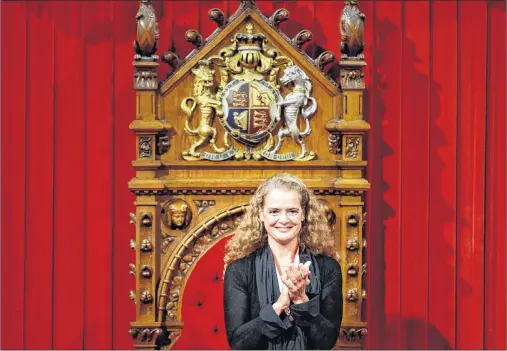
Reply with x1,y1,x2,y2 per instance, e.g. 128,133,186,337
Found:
270,8,290,29
315,51,336,71
133,0,160,61
340,0,366,60
292,30,313,49
208,8,226,28
185,29,203,48
162,51,180,74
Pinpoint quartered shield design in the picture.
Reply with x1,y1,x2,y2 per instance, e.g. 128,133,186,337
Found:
220,79,281,145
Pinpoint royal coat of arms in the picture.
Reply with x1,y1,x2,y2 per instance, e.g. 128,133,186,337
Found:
220,79,281,145
181,23,317,161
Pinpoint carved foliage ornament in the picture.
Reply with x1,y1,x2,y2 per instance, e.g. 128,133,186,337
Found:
181,23,317,162
134,69,158,90
340,327,368,343
139,137,152,158
340,68,365,90
345,136,360,158
194,200,216,214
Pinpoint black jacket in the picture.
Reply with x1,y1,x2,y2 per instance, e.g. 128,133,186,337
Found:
224,253,343,350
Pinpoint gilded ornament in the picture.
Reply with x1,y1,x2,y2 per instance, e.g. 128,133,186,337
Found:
181,60,232,160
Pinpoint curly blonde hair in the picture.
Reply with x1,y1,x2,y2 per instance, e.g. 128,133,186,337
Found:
224,173,335,265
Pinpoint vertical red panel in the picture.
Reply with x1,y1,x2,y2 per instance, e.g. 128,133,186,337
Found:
226,1,241,18
292,1,315,56
485,2,506,350
370,2,403,349
360,0,374,347
24,2,55,349
157,0,173,80
283,0,299,39
199,1,227,39
400,1,430,349
0,2,26,349
172,1,199,61
53,1,85,349
255,0,274,17
314,1,340,66
428,1,458,349
112,1,137,349
83,2,114,349
456,1,487,349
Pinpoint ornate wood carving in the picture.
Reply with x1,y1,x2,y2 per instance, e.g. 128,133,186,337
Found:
130,0,370,349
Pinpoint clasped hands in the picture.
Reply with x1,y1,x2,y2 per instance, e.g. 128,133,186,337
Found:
273,262,311,315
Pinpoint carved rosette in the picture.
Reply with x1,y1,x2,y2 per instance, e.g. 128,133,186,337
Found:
342,211,364,322
194,200,216,214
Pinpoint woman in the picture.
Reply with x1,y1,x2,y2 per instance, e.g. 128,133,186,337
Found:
224,173,343,350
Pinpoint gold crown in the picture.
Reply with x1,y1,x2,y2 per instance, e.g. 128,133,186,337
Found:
235,23,264,51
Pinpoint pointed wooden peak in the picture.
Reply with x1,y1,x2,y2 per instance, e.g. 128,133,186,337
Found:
159,2,340,96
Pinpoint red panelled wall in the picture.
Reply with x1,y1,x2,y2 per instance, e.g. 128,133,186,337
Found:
1,1,505,349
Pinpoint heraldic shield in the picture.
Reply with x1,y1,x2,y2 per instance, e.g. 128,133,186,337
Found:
220,79,282,145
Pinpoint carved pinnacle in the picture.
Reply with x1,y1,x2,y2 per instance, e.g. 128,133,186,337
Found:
208,8,226,28
315,51,336,71
292,30,313,49
270,8,289,28
185,29,203,48
161,51,179,73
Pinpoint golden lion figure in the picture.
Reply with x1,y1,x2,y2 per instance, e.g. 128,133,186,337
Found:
181,61,231,159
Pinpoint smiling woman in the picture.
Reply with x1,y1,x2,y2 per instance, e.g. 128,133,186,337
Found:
223,173,343,350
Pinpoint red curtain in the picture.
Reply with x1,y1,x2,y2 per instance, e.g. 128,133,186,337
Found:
1,1,505,349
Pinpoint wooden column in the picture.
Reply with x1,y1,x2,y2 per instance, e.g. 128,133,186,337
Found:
129,58,173,349
328,60,370,349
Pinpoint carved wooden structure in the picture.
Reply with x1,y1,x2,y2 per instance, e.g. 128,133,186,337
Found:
129,0,369,349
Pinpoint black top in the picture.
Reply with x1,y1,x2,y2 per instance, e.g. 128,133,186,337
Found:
224,252,343,350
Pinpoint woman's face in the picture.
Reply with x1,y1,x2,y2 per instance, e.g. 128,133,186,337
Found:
259,188,305,246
